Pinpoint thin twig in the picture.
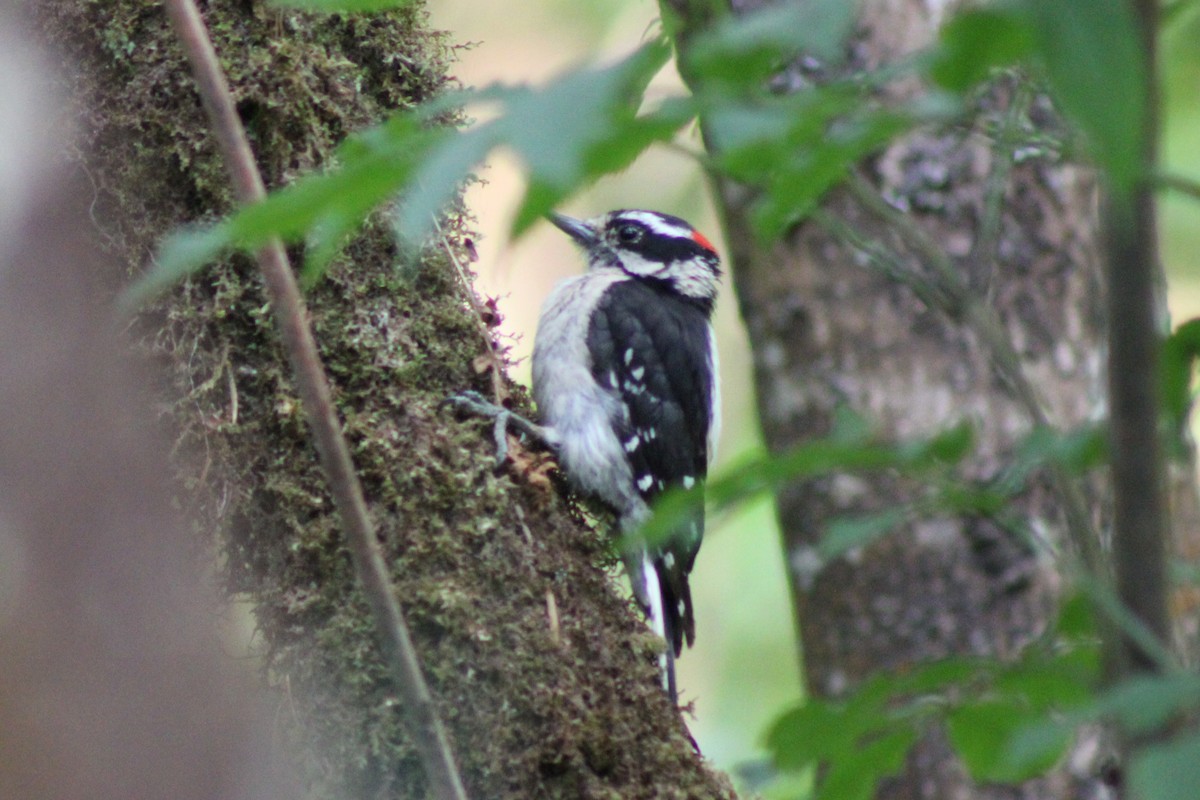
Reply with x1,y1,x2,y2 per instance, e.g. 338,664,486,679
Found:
969,79,1032,298
432,215,506,402
1155,171,1200,204
1106,0,1170,676
162,3,469,798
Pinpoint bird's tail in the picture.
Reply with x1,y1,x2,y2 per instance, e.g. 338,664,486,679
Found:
640,553,696,703
639,554,676,702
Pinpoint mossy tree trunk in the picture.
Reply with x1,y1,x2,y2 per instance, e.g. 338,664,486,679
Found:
670,0,1117,797
30,2,734,798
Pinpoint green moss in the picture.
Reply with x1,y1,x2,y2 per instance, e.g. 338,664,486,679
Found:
33,1,735,798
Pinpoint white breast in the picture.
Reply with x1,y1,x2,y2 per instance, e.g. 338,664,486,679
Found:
531,270,646,520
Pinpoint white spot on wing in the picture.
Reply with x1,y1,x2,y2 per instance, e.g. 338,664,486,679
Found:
624,348,634,365
630,365,645,380
637,474,653,491
682,476,695,489
624,435,640,453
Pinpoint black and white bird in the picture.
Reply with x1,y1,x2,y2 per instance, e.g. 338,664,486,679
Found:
452,209,721,702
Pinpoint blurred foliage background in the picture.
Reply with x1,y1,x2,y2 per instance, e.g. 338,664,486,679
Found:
427,0,1200,776
1163,5,1200,319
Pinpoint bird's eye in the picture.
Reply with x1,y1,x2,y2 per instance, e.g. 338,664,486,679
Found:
616,224,643,244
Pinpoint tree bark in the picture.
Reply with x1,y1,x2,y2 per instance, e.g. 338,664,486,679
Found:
672,0,1113,797
29,1,734,798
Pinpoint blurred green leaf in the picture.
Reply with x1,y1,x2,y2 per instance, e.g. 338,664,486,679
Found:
1162,318,1200,441
1094,674,1200,735
390,38,682,241
929,6,1034,92
1020,0,1147,192
949,698,1070,782
1130,733,1200,800
1005,717,1076,776
767,700,855,770
271,0,413,10
997,650,1099,713
637,422,974,550
818,727,917,800
749,110,912,240
1056,591,1098,639
136,41,680,301
820,509,909,560
1077,573,1178,673
683,1,857,86
829,404,874,444
122,222,232,309
1006,425,1107,484
704,84,915,240
768,658,984,780
133,113,440,300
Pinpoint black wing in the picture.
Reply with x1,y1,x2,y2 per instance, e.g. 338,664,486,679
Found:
586,279,714,654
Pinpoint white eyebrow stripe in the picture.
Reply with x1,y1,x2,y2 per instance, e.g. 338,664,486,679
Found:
617,210,692,240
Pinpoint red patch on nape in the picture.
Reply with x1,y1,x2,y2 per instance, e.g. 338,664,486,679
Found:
690,229,717,254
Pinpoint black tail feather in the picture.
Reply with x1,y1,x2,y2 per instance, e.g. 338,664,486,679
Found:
656,559,694,657
662,610,679,704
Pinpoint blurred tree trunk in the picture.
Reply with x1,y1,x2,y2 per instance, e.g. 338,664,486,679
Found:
672,0,1116,797
29,1,734,798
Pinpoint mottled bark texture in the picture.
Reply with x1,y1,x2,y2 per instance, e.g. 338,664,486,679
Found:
679,0,1111,797
29,2,734,798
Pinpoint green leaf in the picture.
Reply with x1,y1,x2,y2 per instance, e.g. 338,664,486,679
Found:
997,650,1099,713
1008,425,1108,484
703,83,918,240
131,114,442,300
136,41,681,301
748,110,912,240
929,6,1034,93
818,727,917,800
1056,591,1098,639
819,509,909,560
1020,0,1147,192
636,422,975,551
949,698,1069,782
1094,674,1200,735
767,700,856,771
122,222,232,309
1162,318,1200,439
683,0,858,85
271,0,414,11
894,657,983,696
395,38,683,242
393,125,499,242
1130,734,1200,800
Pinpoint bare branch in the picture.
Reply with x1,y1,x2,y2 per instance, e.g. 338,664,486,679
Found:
161,2,469,797
1107,0,1170,676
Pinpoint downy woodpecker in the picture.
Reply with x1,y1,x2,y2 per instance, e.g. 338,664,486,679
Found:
452,209,721,702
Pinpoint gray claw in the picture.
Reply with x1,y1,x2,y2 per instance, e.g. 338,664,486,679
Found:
445,390,512,466
444,390,555,469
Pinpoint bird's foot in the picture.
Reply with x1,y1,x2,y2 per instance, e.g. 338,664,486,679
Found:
443,390,552,467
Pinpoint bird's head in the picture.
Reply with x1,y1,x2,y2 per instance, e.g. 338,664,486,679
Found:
550,209,722,308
